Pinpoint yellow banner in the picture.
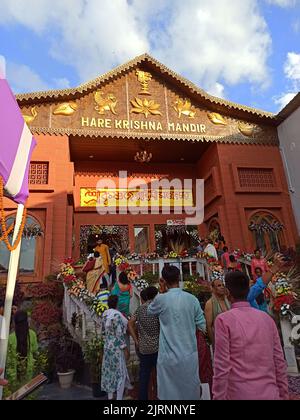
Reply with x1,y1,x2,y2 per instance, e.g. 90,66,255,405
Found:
80,188,194,208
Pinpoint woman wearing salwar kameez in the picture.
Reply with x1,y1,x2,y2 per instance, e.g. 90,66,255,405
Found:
101,295,131,400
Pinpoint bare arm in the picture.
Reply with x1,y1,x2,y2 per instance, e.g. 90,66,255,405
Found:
128,315,139,347
261,254,285,285
204,299,214,345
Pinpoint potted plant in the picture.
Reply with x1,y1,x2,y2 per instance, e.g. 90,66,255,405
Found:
53,332,84,389
83,335,106,397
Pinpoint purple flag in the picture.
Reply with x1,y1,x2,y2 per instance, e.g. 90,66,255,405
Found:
0,66,36,204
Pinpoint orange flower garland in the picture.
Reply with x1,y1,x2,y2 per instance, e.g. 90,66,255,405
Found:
0,176,27,251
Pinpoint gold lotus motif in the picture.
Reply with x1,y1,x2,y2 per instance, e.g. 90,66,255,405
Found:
130,97,162,118
136,70,152,95
238,122,255,137
22,107,37,124
53,102,78,116
95,91,117,115
174,98,196,118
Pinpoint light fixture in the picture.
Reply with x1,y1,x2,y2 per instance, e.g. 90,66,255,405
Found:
134,150,152,163
89,155,94,159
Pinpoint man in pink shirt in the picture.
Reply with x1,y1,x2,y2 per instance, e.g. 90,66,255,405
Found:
213,270,289,400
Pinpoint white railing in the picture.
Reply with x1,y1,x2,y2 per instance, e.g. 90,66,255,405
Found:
128,257,210,281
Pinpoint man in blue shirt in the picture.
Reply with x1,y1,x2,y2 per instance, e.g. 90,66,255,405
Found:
247,254,284,311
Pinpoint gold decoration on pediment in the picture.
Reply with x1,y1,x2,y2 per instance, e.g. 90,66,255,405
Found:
238,122,256,137
22,107,38,124
130,97,162,118
53,101,78,116
94,91,117,115
207,112,227,126
174,98,196,118
136,70,152,95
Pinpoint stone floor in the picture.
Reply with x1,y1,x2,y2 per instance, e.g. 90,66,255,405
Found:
36,376,300,400
37,383,108,401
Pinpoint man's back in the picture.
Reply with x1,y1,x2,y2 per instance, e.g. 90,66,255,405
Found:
148,288,206,400
148,288,206,363
213,302,288,400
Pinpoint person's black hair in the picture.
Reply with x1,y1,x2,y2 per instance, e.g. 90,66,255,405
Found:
223,246,228,252
229,255,236,263
0,299,4,308
94,251,100,258
145,286,158,301
108,295,118,309
14,310,29,359
225,271,249,301
119,271,129,285
162,265,180,285
140,289,148,302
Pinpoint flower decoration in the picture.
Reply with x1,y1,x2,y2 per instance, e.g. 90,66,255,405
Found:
133,279,149,291
168,251,178,259
248,221,284,234
280,304,291,317
273,275,296,312
91,299,108,316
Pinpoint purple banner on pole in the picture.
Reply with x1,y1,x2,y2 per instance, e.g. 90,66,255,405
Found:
0,76,36,204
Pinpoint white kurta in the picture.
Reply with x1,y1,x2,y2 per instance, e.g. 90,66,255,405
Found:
148,288,206,400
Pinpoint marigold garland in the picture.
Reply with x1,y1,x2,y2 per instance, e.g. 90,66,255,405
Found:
0,176,27,251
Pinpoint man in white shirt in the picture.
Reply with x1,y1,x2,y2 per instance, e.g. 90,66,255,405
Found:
204,238,218,260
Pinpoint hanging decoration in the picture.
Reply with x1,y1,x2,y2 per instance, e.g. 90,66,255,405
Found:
0,176,27,251
248,220,284,234
80,225,129,257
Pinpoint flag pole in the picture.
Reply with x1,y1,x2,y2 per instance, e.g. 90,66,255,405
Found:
0,203,25,400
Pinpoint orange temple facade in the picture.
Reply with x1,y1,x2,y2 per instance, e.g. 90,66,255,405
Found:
1,54,298,283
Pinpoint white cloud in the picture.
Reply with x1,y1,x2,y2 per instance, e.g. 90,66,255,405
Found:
206,82,226,98
284,52,300,81
7,62,50,92
273,52,300,110
0,55,6,78
6,61,71,93
274,92,297,109
266,0,297,6
0,0,272,98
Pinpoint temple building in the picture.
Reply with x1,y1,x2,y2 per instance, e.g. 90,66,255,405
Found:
0,54,298,283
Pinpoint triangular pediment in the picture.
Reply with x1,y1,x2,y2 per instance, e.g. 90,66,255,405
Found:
17,54,279,145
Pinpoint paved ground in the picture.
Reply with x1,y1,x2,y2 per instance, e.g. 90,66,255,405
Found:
37,383,108,400
37,376,300,400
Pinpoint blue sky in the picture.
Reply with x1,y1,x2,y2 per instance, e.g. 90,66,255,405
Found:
0,0,300,113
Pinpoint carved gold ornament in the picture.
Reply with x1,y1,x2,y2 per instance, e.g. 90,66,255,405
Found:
238,122,255,137
174,99,196,118
22,107,38,124
136,70,152,95
94,91,117,115
53,102,78,116
130,97,162,118
207,112,227,126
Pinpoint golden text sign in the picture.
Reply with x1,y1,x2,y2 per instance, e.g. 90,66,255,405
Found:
81,117,206,134
80,188,194,208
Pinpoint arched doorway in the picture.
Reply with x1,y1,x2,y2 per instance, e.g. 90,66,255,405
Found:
248,212,284,254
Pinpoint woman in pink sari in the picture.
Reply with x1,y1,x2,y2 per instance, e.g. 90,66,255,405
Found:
251,249,269,280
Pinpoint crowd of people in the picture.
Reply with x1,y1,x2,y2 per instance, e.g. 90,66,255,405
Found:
77,233,289,400
0,235,292,401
